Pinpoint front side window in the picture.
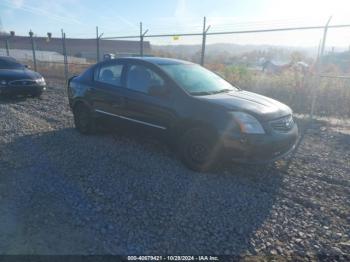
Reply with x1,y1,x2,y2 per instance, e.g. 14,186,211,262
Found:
95,63,123,86
126,64,165,94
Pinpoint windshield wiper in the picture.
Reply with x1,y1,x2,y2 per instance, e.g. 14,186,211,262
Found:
190,91,213,96
191,88,235,96
211,89,233,94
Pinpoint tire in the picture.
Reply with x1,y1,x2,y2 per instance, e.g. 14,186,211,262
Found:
73,103,96,135
179,128,219,172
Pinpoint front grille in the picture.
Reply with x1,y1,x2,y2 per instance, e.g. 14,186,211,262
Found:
270,115,294,132
8,79,36,86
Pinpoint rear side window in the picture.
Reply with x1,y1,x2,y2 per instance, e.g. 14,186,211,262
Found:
95,63,123,86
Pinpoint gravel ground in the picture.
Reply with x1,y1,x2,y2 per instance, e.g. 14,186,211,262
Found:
0,84,349,258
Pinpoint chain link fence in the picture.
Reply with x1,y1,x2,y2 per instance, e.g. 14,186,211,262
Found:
1,19,350,118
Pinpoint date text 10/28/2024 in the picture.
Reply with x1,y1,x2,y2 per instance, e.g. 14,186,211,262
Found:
127,256,220,261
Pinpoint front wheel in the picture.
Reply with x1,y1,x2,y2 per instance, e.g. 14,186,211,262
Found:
179,128,219,172
73,103,96,135
31,91,42,98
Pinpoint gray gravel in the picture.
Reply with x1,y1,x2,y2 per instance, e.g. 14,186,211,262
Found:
0,84,349,257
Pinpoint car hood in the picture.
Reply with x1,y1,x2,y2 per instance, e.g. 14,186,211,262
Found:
196,90,292,121
0,69,41,81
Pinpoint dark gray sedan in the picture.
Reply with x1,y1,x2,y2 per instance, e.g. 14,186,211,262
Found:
68,57,298,171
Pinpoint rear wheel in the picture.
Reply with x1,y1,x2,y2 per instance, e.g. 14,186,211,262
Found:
179,128,219,172
73,103,96,135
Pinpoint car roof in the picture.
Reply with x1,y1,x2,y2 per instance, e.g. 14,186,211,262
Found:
116,57,194,66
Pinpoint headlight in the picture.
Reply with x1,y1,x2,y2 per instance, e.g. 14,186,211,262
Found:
233,112,265,134
35,77,46,85
0,80,7,86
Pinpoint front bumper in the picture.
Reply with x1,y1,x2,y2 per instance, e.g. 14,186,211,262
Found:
221,124,298,164
0,84,46,96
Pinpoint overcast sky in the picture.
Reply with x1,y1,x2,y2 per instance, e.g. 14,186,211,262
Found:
1,0,350,48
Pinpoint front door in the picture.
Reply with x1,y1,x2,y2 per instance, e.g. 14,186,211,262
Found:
122,63,176,131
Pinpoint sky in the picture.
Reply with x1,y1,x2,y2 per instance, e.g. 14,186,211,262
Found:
1,0,350,48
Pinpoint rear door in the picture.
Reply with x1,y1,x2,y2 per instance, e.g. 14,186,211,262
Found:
88,61,128,119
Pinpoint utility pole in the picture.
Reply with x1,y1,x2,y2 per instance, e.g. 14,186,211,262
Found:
139,22,148,57
29,30,37,71
200,16,211,66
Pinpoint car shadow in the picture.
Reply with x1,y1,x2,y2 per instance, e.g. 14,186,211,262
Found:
0,94,41,104
0,127,285,255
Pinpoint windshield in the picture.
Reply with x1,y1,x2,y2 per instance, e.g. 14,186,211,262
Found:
161,64,238,95
0,58,24,70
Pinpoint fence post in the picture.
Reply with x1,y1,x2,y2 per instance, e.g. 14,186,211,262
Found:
140,22,144,56
200,16,211,66
284,17,332,171
96,26,104,61
310,16,332,121
61,29,68,84
96,26,100,62
139,22,148,57
5,39,10,56
64,33,68,83
29,30,37,71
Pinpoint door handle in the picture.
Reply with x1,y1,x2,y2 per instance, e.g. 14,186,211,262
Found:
112,103,122,108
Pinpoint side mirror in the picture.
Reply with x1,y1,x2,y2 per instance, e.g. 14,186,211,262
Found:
148,85,168,97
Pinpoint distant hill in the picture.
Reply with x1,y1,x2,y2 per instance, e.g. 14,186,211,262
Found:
152,43,349,61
